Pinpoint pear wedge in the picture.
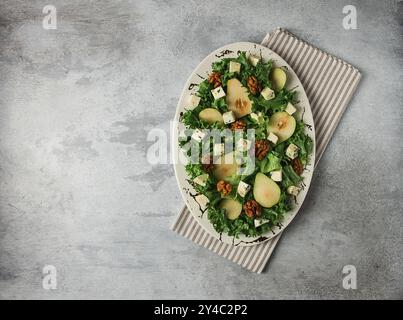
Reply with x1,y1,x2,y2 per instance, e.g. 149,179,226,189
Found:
198,108,223,124
271,68,287,91
226,78,252,118
253,173,281,208
267,111,296,143
212,151,239,181
219,199,242,220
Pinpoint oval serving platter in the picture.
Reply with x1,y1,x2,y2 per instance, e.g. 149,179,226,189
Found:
172,42,316,247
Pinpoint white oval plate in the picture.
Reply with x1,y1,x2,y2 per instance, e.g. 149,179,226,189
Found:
172,42,316,247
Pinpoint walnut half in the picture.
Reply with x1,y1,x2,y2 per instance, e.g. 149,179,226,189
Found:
243,200,262,218
217,180,232,196
247,76,261,95
230,120,247,131
292,158,304,175
208,72,222,88
255,139,270,161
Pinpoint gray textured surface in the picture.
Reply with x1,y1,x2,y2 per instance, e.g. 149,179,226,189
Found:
0,0,402,299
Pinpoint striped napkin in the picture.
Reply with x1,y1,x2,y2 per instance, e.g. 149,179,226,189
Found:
171,28,361,273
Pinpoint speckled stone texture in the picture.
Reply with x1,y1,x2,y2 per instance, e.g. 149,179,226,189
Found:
0,0,401,299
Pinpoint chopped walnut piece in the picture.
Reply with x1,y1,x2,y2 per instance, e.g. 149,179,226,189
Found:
230,120,246,131
208,72,222,88
216,180,232,196
255,139,270,161
247,76,261,95
292,158,304,175
243,200,262,218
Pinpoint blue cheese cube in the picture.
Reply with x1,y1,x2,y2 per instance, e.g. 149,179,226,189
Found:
267,132,278,144
286,143,300,159
236,138,251,152
189,94,201,107
237,181,251,198
211,86,226,100
285,102,297,115
222,111,236,124
261,87,275,101
249,54,260,66
254,219,270,228
270,169,282,182
213,143,225,157
193,174,208,187
195,194,209,207
287,186,301,196
191,129,207,142
229,61,241,73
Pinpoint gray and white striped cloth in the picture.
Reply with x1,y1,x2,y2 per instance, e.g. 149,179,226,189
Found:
171,28,361,273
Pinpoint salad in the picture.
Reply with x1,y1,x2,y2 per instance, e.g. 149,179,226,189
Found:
179,51,313,238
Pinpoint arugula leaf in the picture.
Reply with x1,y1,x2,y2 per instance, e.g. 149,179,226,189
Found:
288,120,313,165
236,51,250,70
282,165,302,188
212,58,230,73
208,206,259,238
243,113,268,140
197,80,214,106
254,88,296,114
259,193,290,229
185,163,205,179
273,142,286,156
211,97,229,113
254,59,273,88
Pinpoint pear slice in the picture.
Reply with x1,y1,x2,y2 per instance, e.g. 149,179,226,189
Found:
253,173,281,208
219,199,242,220
226,78,252,118
271,68,287,91
267,111,296,143
198,108,223,124
212,151,239,181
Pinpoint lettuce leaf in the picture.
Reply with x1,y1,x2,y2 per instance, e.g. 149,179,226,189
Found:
260,153,282,173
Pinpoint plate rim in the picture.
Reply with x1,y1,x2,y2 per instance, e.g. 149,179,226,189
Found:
172,41,316,247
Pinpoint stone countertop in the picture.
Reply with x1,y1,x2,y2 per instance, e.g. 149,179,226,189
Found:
0,0,401,299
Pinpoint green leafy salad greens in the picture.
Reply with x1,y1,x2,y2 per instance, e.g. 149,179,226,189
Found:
179,51,313,238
